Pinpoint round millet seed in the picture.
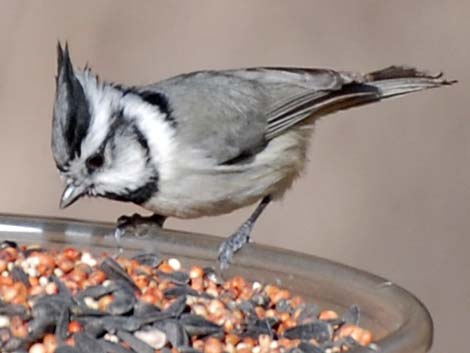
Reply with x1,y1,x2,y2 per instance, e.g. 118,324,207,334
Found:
193,339,205,351
338,324,373,346
10,315,28,337
236,348,252,353
207,299,225,315
225,333,240,346
0,283,18,303
44,282,58,295
189,265,204,279
158,262,174,273
168,258,181,271
88,269,106,285
319,310,339,321
57,259,75,273
0,315,9,328
258,334,271,350
98,295,114,311
63,247,81,261
0,259,7,273
68,320,83,334
204,337,224,353
271,289,291,304
191,277,204,291
134,328,167,349
29,342,46,353
42,334,58,353
31,253,56,276
133,275,149,290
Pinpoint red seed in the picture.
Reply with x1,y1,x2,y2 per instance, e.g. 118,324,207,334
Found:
68,320,83,334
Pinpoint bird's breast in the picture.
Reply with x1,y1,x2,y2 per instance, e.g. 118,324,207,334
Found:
143,127,312,219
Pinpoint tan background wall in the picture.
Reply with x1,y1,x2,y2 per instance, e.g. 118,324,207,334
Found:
0,1,468,352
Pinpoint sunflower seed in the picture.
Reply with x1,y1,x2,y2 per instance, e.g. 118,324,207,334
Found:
164,295,187,318
55,344,82,353
106,289,135,316
75,332,106,353
131,252,162,268
179,346,204,353
284,322,333,343
133,301,162,317
55,307,70,341
134,328,167,349
97,339,135,353
0,302,29,319
10,266,30,288
153,319,188,348
116,330,155,353
297,303,319,324
158,271,190,285
76,284,114,301
102,316,142,333
298,342,325,353
180,314,223,337
342,304,360,325
100,258,138,292
164,285,200,299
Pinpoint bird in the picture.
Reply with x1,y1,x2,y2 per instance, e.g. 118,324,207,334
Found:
51,43,455,269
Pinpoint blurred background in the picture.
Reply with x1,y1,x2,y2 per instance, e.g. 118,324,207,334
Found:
0,1,468,352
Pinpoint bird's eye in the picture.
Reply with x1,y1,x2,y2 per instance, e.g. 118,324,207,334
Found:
86,153,104,170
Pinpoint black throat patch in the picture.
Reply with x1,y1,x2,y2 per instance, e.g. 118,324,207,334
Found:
103,173,159,205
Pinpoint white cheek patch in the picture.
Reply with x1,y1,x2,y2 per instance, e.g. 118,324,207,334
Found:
121,96,177,181
75,71,121,158
93,140,152,194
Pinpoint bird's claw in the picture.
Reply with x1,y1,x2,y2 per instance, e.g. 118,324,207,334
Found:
114,213,166,243
217,222,253,271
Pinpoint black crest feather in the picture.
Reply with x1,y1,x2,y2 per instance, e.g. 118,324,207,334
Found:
55,42,91,159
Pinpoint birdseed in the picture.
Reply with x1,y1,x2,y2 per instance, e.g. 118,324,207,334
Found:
0,241,375,353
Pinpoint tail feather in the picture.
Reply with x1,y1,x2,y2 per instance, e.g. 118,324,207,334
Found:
366,65,456,98
265,66,455,140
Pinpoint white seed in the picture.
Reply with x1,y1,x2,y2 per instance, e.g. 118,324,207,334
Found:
192,304,208,316
252,346,261,353
225,343,236,353
104,333,119,343
27,268,39,278
0,315,10,328
29,343,46,353
252,281,262,291
168,258,181,271
236,343,249,350
81,252,97,267
39,276,49,287
269,341,279,349
54,268,64,277
134,329,167,349
84,296,99,310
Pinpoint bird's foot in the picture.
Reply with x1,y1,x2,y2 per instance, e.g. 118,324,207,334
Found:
114,213,166,244
217,221,253,271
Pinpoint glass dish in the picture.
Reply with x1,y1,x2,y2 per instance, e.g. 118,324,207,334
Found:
0,213,432,353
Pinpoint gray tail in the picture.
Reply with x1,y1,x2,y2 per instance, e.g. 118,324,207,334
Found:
265,66,456,140
366,66,456,98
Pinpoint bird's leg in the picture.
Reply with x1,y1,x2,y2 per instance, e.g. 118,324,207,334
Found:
218,195,272,270
114,213,167,243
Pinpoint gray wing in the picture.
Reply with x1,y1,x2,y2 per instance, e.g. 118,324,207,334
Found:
143,67,451,164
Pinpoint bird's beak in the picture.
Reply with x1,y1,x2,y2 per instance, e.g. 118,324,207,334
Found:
59,184,87,209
